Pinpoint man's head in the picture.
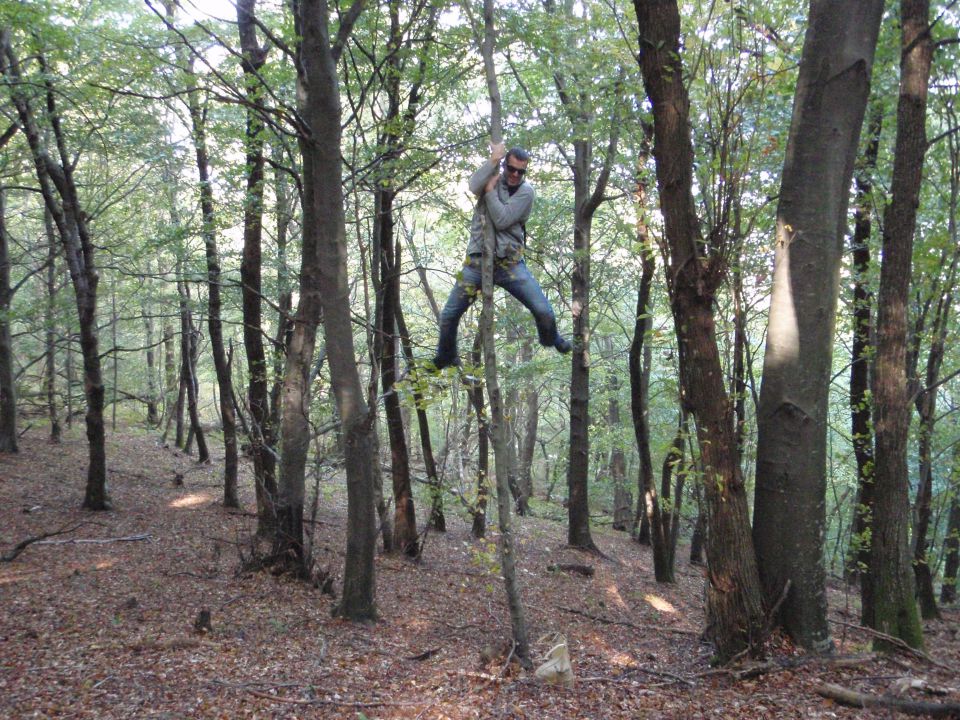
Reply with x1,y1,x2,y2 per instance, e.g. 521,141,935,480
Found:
503,147,530,188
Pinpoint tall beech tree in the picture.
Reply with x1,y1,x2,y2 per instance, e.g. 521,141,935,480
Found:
1,30,109,508
281,0,377,620
752,0,884,651
237,0,279,535
865,0,931,650
633,0,766,662
906,98,960,619
365,0,439,555
538,0,622,552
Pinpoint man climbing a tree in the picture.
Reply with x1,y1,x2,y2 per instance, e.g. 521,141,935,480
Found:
432,141,571,370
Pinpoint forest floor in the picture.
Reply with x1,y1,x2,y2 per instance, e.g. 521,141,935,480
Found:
1,425,958,719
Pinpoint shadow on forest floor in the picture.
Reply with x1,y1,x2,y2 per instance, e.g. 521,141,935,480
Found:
1,425,958,718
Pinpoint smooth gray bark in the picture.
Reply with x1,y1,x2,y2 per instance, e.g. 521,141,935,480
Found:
753,0,884,652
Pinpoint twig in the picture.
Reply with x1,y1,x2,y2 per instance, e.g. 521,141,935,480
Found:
828,619,952,670
815,683,960,718
406,647,442,662
212,680,423,709
35,533,152,546
1,521,91,562
91,675,114,689
629,665,697,686
696,653,878,680
547,563,595,577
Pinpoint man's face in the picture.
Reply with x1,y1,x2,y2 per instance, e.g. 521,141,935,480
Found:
504,156,528,188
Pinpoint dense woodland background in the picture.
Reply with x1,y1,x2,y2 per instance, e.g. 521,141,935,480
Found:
1,0,960,693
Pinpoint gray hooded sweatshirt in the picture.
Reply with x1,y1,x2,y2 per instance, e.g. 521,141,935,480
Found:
464,159,535,260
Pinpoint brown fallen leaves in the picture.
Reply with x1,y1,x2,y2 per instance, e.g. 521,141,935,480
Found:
1,427,958,718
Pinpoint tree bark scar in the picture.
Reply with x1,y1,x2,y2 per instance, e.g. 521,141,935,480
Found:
773,400,811,425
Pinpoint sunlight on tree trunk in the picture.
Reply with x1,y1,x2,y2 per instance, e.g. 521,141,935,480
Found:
753,0,883,652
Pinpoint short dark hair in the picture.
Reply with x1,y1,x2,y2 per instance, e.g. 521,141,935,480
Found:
506,147,530,163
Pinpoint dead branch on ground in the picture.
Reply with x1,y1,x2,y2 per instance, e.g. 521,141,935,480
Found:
557,605,698,636
1,521,91,562
815,683,960,717
829,619,952,670
547,563,595,577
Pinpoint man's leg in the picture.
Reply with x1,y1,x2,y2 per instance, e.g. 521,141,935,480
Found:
433,257,482,369
495,259,571,353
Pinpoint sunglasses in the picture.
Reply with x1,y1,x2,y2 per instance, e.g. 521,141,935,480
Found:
504,164,527,176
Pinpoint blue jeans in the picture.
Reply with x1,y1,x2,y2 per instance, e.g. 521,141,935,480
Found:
435,255,561,364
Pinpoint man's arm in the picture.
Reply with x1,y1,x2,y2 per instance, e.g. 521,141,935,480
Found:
467,142,506,195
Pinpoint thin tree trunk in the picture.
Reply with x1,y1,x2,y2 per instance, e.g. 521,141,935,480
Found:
381,228,417,554
237,0,278,534
44,207,60,443
468,335,489,539
847,107,881,584
185,60,239,508
938,128,960,608
177,277,209,463
374,0,440,552
689,482,706,565
910,260,955,620
172,325,186,448
162,354,177,433
396,300,444,532
110,286,118,432
2,34,108,507
505,328,525,515
142,302,159,426
292,0,376,619
0,185,16,453
368,59,417,553
566,188,593,548
64,320,73,429
548,40,620,551
660,409,689,573
517,336,538,508
730,207,747,462
605,334,632,533
865,0,930,650
478,0,529,664
629,174,658,551
633,0,765,662
908,113,960,619
941,441,960,604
